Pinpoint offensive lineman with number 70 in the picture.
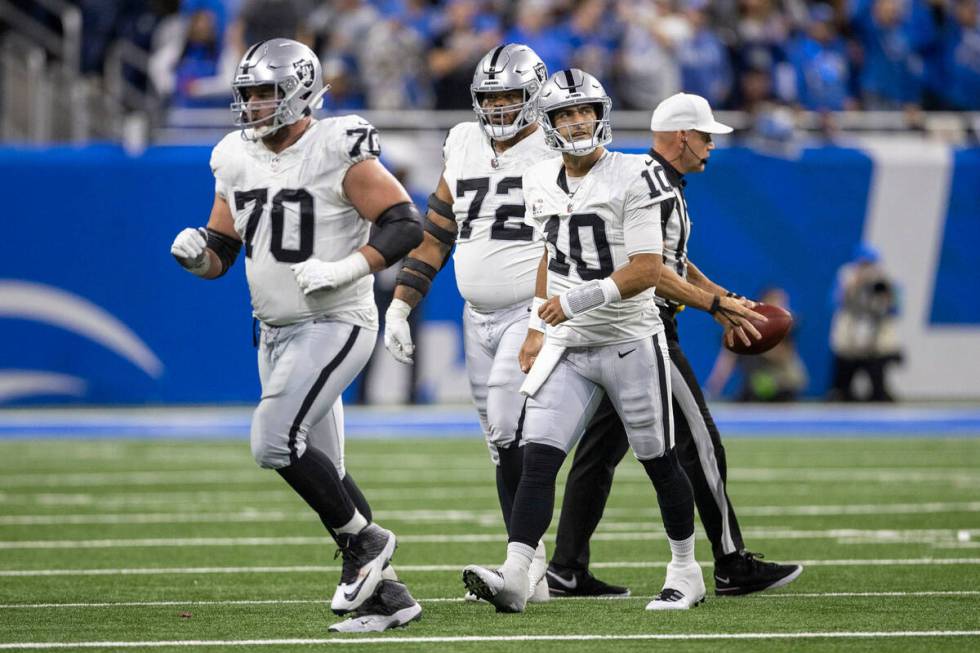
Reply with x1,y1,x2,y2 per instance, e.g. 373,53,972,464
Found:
168,38,425,633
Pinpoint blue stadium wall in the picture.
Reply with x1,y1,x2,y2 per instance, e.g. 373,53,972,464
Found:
1,142,977,405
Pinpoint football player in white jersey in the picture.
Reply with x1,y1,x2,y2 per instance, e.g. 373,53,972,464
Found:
168,39,424,632
462,69,709,614
383,44,623,602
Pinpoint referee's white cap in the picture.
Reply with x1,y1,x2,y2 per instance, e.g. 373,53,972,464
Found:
650,93,733,134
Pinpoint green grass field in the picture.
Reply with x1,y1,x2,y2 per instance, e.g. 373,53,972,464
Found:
1,435,979,652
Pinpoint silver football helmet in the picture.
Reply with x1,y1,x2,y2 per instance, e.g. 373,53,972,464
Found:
230,38,327,139
538,69,612,156
471,44,548,141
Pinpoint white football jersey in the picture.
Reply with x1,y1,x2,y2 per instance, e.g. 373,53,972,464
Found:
210,116,381,327
523,150,671,347
442,122,554,311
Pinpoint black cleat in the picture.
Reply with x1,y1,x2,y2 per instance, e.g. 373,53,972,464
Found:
714,551,803,596
545,565,631,597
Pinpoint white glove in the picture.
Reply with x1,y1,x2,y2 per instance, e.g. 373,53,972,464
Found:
171,227,211,276
291,253,370,295
384,298,414,364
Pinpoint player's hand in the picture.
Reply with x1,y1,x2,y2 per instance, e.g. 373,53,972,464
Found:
712,296,766,347
538,296,569,326
292,254,369,294
171,227,209,271
519,330,544,373
384,299,414,364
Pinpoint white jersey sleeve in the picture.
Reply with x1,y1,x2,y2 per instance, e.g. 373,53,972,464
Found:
333,114,382,202
210,132,240,200
622,157,666,257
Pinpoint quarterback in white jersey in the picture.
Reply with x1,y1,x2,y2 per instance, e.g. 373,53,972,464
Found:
462,69,704,615
169,39,423,632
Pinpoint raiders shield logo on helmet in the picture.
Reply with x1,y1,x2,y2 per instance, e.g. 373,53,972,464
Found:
293,59,315,87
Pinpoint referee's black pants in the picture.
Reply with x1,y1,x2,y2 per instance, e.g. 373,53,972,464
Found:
551,307,745,568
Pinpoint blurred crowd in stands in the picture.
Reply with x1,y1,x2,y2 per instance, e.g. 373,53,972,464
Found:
14,0,980,115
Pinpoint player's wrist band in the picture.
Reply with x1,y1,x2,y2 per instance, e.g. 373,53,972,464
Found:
395,257,437,297
559,278,622,318
708,295,721,314
527,297,547,333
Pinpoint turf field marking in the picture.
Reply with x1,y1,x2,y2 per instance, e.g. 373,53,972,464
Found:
1,467,976,489
2,558,979,577
0,528,976,549
3,501,979,526
2,591,979,610
1,631,979,649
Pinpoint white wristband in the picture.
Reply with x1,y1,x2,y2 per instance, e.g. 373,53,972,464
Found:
558,277,621,318
337,252,371,286
527,297,547,333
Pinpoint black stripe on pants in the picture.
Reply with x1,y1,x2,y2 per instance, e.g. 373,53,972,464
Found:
663,314,744,559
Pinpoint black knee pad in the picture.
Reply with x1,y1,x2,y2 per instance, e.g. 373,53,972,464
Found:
641,449,695,541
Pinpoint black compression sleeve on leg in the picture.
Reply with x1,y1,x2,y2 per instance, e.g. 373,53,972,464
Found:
342,473,373,523
276,446,356,531
496,445,525,538
552,399,630,570
641,448,695,541
508,443,566,548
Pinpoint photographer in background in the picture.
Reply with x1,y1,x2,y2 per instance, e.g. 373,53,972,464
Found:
827,244,902,402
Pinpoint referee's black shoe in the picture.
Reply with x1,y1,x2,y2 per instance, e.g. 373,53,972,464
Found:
546,565,631,597
713,551,803,596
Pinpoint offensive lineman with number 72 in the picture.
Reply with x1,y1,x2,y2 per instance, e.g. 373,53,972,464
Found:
168,38,425,632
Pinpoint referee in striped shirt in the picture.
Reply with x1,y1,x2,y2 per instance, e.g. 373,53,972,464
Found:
547,93,802,597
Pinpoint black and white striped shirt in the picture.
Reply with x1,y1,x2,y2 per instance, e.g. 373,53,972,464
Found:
647,149,691,310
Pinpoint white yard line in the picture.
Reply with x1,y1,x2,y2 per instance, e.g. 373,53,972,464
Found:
2,467,976,489
0,528,976,550
1,558,979,577
2,591,978,610
2,501,979,526
1,631,979,649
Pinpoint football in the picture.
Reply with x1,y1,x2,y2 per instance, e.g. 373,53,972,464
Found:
725,303,793,355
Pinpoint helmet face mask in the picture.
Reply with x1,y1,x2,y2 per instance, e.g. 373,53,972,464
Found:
537,69,613,157
230,39,327,140
471,44,548,141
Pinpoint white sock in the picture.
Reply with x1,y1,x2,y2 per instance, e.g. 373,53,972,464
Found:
382,565,399,582
501,541,535,576
335,510,368,536
668,533,696,565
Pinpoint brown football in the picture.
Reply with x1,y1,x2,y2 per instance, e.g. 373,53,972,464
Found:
725,303,793,355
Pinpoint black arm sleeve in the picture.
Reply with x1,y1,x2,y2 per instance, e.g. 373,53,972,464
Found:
206,228,242,278
368,202,424,266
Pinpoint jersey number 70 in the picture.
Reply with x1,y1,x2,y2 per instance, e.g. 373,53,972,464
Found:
234,188,314,263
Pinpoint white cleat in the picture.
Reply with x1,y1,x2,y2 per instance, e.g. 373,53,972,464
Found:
328,580,422,633
462,565,528,613
646,562,707,611
463,591,483,602
330,524,397,615
527,540,550,604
